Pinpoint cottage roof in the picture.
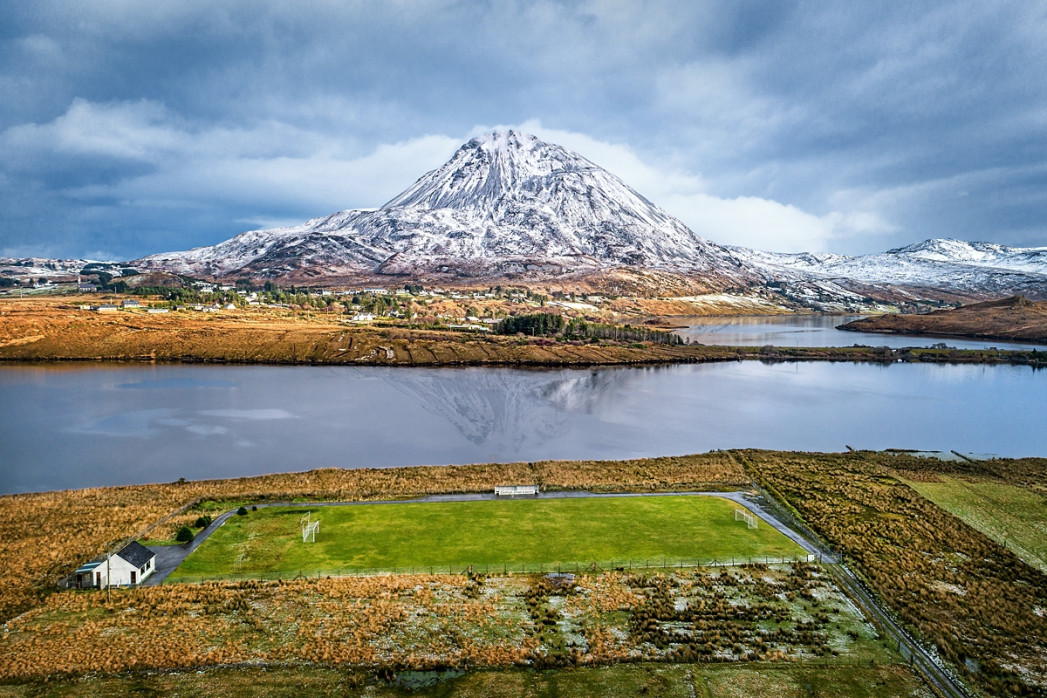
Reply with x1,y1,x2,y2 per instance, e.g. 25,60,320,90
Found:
116,541,154,568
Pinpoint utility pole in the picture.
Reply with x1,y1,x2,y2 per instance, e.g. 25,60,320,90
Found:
106,546,111,603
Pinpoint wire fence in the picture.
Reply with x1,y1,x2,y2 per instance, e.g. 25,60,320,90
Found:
165,554,816,584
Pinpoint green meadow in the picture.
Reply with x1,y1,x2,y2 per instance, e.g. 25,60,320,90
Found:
170,495,805,581
904,476,1047,573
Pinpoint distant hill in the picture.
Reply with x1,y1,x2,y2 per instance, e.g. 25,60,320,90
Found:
732,238,1047,302
838,296,1047,344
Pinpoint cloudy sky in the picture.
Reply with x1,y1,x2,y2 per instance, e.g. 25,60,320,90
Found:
2,1,1046,261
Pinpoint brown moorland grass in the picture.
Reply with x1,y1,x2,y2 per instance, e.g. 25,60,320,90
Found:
0,563,889,681
1,297,1041,366
839,295,1047,344
739,450,1047,696
902,476,1047,573
890,454,1047,572
0,453,746,622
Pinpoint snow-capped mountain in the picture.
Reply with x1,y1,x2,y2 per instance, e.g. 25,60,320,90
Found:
135,130,1045,302
732,239,1047,300
138,130,752,287
0,257,134,282
886,239,1047,275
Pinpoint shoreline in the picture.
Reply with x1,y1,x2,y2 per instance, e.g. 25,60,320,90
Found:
1,343,1043,368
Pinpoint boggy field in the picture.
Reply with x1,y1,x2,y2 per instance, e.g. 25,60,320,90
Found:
742,450,1047,697
1,563,893,680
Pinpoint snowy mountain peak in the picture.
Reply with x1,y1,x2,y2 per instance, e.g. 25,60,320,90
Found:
471,129,539,155
135,133,1044,300
137,131,750,284
383,130,603,212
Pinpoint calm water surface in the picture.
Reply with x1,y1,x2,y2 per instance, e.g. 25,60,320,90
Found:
1,362,1044,494
676,314,1047,350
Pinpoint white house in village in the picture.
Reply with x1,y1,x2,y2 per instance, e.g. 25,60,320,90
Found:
73,541,156,588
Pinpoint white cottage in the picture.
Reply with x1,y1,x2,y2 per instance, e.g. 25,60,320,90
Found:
74,541,156,588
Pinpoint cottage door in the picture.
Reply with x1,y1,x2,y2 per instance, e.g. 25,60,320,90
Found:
131,570,136,585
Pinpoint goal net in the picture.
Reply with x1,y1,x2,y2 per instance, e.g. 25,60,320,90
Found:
301,512,320,542
734,508,758,529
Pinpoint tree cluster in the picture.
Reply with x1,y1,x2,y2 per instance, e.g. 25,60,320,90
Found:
496,313,683,345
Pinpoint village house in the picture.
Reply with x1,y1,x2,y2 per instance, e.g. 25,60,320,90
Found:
73,541,156,589
120,299,140,308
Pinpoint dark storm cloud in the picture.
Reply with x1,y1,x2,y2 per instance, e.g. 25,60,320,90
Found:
0,1,1045,259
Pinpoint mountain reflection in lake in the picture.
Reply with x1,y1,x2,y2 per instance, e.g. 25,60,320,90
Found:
0,362,1043,493
386,368,623,445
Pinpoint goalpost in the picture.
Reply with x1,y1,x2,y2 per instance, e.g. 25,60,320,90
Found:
734,508,758,529
301,512,320,543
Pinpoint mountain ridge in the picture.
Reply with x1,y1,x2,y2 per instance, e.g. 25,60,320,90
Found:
91,130,1045,303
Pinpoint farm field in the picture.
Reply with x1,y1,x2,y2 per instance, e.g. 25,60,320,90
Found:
170,496,804,581
740,450,1047,696
0,662,932,697
902,475,1047,573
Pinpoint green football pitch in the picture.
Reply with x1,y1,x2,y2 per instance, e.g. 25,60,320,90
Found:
169,495,807,581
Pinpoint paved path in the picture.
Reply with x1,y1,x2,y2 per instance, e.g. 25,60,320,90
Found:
145,489,832,585
145,508,239,585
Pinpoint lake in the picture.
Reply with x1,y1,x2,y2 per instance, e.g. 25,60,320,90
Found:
675,314,1047,350
1,360,1043,494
